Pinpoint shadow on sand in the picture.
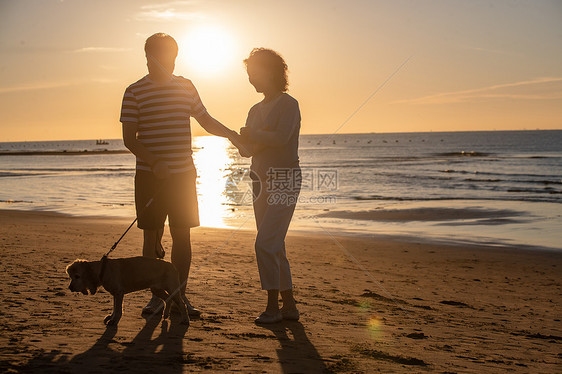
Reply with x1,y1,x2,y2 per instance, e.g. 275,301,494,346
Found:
257,320,330,373
13,314,188,373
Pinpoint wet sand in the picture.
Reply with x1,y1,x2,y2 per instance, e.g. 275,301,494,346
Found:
0,209,560,372
318,207,525,222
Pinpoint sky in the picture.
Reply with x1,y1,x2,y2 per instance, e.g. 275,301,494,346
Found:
1,0,561,141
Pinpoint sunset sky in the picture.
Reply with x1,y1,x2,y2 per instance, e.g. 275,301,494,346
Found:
1,0,561,141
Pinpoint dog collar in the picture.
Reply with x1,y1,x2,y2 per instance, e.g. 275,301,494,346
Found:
99,254,109,280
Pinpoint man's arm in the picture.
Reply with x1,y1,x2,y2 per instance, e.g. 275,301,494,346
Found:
196,112,256,157
122,121,169,179
195,112,238,139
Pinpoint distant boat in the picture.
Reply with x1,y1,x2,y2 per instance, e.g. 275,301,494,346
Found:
96,139,109,145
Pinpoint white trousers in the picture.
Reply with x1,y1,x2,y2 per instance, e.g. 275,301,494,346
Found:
252,174,300,291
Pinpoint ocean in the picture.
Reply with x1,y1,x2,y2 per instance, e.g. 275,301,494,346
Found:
1,130,561,250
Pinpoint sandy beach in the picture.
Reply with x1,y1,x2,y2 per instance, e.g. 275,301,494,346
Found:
0,209,560,373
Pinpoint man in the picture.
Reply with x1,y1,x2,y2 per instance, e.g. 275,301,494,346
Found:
120,33,238,316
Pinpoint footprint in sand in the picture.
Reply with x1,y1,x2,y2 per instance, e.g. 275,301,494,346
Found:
439,300,472,308
406,332,428,339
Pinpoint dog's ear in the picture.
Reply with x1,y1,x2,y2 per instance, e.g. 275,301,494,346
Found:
81,261,100,295
66,260,80,276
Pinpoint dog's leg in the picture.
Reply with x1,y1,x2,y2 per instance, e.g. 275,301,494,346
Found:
171,292,189,325
163,281,189,325
150,288,171,319
104,292,124,326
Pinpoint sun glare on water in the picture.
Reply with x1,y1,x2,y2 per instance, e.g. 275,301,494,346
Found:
192,136,233,228
179,25,236,76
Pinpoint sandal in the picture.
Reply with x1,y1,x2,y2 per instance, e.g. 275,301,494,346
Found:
141,295,164,315
281,307,300,321
255,311,282,324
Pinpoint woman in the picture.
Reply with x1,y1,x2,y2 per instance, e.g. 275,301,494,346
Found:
237,48,301,324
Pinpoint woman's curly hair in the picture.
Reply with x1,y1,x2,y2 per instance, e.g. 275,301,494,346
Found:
244,48,289,92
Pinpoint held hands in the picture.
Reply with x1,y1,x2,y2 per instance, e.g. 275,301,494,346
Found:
236,127,268,157
224,127,251,158
239,126,252,139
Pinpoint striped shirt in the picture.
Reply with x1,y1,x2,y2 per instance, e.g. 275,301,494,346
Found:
120,75,207,174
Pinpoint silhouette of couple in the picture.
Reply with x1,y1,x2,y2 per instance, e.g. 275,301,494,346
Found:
120,33,301,324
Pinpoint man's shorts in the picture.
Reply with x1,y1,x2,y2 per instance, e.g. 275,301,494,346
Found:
134,168,200,230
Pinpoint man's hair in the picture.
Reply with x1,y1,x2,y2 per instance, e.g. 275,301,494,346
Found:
144,33,178,58
244,48,289,92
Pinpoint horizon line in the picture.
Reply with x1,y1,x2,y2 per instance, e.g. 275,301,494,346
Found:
2,128,562,143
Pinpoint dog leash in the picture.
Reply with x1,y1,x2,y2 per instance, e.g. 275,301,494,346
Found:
99,182,166,279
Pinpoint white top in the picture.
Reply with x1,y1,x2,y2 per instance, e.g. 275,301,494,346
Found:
244,93,301,177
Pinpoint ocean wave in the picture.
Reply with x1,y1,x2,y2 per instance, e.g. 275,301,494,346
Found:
352,195,561,203
318,207,525,222
368,171,560,187
439,169,561,179
461,177,562,185
2,167,134,173
434,151,492,157
463,178,503,183
0,199,34,204
508,188,562,194
0,171,52,178
0,150,129,156
353,195,462,201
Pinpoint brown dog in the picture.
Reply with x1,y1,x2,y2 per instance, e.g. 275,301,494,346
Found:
66,256,189,326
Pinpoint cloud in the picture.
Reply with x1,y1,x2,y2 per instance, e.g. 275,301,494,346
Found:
0,81,79,94
140,1,198,9
0,79,114,94
70,47,133,53
455,43,523,57
135,1,204,22
394,77,562,105
90,78,116,84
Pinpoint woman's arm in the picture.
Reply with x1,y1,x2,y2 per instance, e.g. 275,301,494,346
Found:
230,132,254,158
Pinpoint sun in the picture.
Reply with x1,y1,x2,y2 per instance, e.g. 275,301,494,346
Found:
179,25,236,76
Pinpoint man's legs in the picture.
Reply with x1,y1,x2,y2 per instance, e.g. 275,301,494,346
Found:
169,227,191,293
170,226,200,316
143,228,164,258
141,228,165,314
